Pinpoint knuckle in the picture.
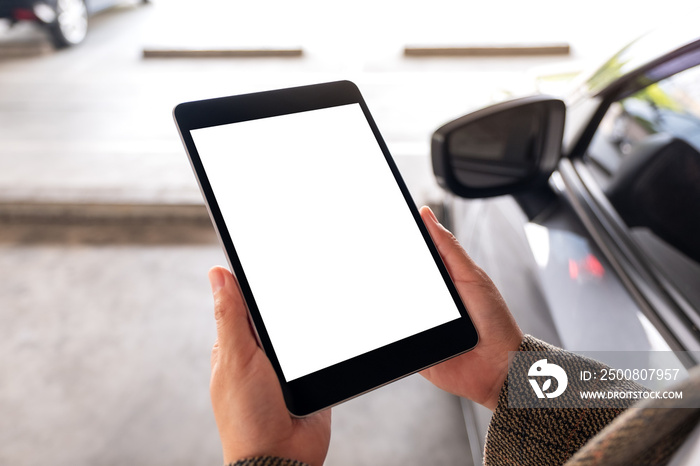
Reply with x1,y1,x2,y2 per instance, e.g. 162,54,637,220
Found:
213,295,227,324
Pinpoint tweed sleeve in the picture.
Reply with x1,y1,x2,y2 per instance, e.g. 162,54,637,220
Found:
228,457,309,466
483,335,646,466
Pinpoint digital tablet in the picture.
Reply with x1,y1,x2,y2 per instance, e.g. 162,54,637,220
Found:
173,80,478,416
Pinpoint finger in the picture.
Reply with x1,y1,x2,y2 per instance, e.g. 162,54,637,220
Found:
208,267,259,363
419,206,485,284
420,206,520,334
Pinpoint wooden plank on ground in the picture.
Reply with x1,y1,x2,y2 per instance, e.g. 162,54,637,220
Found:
142,48,303,58
404,43,570,57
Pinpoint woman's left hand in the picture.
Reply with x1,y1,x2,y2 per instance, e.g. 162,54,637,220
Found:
208,267,331,466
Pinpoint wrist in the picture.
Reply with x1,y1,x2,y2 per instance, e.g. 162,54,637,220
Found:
483,331,524,411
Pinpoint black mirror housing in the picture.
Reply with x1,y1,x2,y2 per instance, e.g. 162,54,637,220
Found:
432,96,565,198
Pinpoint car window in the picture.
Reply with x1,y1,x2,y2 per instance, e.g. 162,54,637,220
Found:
587,64,700,178
584,63,700,309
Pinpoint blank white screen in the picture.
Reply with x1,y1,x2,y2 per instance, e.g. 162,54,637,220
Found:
193,103,460,381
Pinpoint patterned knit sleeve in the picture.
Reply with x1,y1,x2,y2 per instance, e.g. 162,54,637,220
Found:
483,335,646,466
229,457,309,466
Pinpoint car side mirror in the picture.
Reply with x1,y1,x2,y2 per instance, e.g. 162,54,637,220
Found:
431,96,565,199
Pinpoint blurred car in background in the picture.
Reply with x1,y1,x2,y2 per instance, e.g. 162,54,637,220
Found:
431,25,700,465
0,0,148,47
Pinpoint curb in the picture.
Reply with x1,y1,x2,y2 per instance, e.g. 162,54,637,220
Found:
0,201,210,223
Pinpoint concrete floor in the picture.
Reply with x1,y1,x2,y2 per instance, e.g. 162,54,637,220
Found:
0,219,472,465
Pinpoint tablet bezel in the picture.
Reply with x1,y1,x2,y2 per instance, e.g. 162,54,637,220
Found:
174,80,479,416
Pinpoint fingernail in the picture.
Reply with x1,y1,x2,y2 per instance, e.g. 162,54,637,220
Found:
208,268,225,295
424,206,439,224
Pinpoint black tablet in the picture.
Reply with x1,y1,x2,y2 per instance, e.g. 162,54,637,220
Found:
174,81,478,416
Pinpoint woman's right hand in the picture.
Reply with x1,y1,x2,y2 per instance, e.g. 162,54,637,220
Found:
418,206,523,411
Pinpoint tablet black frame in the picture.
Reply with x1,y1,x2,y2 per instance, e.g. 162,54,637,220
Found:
174,80,479,416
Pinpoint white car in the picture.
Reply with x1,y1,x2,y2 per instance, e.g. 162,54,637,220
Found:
432,24,700,464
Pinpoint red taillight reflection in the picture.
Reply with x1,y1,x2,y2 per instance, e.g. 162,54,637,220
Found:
13,8,38,21
569,254,605,280
568,259,579,280
585,254,604,278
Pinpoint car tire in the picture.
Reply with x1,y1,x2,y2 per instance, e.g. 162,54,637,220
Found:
49,0,89,48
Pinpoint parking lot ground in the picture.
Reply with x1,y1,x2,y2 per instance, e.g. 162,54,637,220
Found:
0,217,473,466
0,22,52,57
0,0,599,214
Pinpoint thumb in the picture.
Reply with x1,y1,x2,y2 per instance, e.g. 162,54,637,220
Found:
419,206,487,286
208,267,259,361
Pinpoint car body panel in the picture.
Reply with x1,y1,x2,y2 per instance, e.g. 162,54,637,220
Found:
448,194,679,351
448,192,688,464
